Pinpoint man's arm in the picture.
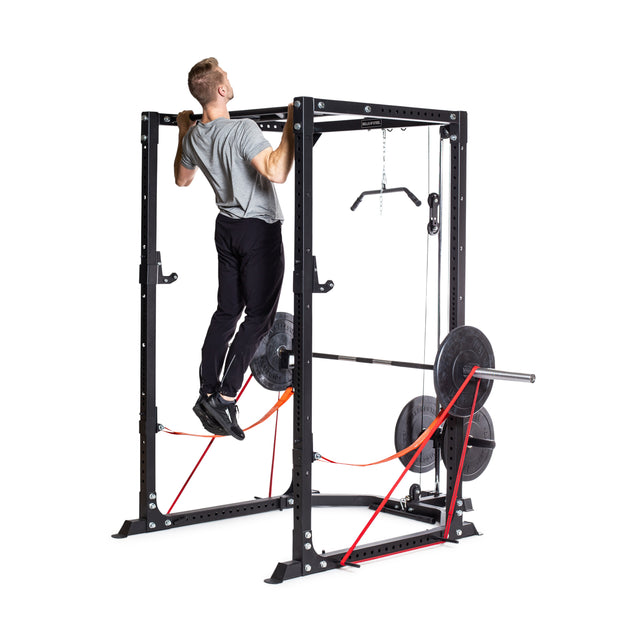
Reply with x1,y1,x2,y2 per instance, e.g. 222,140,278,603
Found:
174,110,198,187
251,103,295,184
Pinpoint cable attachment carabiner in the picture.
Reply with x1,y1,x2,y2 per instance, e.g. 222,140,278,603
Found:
427,193,440,235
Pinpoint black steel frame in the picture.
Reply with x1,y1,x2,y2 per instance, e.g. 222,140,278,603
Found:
114,98,476,583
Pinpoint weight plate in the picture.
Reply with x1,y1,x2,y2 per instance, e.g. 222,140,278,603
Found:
394,395,437,473
443,408,495,481
434,325,494,418
250,312,293,391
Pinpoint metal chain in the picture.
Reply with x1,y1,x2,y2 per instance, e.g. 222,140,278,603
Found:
380,129,387,215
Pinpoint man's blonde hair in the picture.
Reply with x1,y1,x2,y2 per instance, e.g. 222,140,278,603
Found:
188,57,224,106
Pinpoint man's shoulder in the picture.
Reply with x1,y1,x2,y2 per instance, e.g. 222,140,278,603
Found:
236,118,264,130
235,119,268,143
216,118,260,136
221,117,255,127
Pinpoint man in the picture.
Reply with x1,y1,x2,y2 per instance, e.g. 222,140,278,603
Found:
174,57,294,441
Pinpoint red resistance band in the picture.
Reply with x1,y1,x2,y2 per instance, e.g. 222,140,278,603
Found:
443,379,480,540
165,376,289,514
268,391,282,498
340,368,481,566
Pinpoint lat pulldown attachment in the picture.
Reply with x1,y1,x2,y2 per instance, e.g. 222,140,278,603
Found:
351,128,421,212
350,186,422,211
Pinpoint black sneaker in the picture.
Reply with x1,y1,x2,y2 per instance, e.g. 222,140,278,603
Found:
196,394,245,441
193,395,227,436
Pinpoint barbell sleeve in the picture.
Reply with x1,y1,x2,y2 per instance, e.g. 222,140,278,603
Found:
464,366,535,384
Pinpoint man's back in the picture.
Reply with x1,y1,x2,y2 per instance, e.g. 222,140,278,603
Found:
181,118,282,223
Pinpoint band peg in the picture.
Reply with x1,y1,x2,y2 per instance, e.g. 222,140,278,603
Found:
313,256,333,293
140,251,178,285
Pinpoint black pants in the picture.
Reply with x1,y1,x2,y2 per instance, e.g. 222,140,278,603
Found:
200,215,285,397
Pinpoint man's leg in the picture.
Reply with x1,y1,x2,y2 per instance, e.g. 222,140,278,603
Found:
199,216,245,397
195,216,246,440
221,219,285,398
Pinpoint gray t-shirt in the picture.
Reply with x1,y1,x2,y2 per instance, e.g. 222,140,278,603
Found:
181,118,283,223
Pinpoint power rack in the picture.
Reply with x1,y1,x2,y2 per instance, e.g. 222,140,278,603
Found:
114,98,476,583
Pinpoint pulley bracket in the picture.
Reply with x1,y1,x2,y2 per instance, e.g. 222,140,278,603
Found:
427,192,440,235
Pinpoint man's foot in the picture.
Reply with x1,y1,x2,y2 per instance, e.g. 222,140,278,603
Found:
193,396,227,436
194,394,245,441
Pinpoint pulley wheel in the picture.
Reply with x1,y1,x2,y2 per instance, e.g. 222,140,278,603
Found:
434,325,494,417
250,312,293,391
443,408,495,481
394,395,437,473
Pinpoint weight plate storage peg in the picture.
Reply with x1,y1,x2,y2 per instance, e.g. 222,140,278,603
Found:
394,395,438,473
250,312,293,391
434,325,495,417
443,407,495,481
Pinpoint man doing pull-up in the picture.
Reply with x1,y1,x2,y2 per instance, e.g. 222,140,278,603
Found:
174,57,294,440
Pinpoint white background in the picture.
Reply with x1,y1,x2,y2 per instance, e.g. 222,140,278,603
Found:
2,0,638,637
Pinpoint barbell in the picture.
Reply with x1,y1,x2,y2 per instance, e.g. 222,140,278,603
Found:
251,313,534,417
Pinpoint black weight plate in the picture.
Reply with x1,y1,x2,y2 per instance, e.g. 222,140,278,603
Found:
443,407,495,481
434,325,494,418
250,312,293,391
394,395,437,473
